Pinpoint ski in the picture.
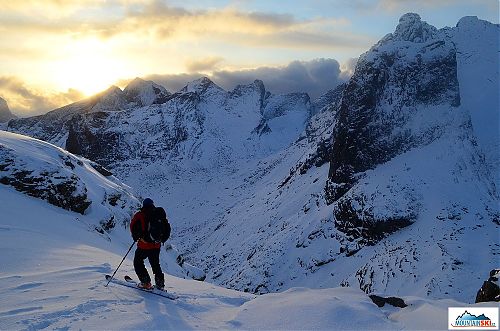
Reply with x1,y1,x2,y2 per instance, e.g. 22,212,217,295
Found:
104,274,178,300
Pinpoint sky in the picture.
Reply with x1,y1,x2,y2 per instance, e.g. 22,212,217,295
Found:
0,0,497,116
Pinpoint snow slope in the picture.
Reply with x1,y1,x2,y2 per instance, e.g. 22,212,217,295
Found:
0,130,205,281
1,185,498,330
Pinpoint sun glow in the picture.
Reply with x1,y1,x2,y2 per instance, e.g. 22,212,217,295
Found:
49,38,130,96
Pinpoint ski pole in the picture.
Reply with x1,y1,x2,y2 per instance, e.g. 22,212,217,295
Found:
105,240,136,287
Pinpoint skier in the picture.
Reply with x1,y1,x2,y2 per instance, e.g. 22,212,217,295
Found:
130,198,171,290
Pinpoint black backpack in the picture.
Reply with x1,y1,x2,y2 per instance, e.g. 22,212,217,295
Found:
146,207,171,243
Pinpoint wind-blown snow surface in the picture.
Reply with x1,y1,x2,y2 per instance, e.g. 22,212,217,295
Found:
1,185,498,330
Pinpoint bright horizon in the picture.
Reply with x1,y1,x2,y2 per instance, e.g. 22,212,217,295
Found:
0,0,497,115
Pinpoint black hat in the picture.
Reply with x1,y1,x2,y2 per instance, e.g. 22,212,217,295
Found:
142,198,154,208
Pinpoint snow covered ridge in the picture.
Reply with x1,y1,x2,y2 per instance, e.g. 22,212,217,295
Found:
7,77,315,170
0,130,140,233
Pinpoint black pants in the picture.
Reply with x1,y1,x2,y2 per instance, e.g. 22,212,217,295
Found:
133,248,164,286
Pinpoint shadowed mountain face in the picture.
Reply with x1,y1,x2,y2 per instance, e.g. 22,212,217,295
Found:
0,97,16,123
326,13,461,203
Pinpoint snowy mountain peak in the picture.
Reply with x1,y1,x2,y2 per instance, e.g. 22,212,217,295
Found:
252,79,265,90
0,97,16,122
87,85,128,112
125,76,147,88
457,15,478,26
456,15,499,32
389,13,437,43
123,77,171,107
100,85,122,96
182,76,224,95
229,79,267,102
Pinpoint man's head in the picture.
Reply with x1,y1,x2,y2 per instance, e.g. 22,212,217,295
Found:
142,198,155,210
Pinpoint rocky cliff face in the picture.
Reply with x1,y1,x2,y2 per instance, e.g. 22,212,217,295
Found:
326,13,460,204
306,13,499,298
323,13,496,248
0,97,17,123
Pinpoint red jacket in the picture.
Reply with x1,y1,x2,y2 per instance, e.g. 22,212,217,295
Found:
130,210,161,250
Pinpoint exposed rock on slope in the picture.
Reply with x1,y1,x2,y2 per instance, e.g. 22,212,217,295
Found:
475,269,500,303
0,130,140,233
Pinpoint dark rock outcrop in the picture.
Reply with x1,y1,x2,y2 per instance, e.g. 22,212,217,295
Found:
0,145,91,214
475,269,500,303
333,195,415,245
0,131,140,232
66,112,126,167
369,294,408,308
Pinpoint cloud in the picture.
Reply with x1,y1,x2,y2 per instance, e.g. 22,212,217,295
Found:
2,57,354,116
339,57,358,80
0,0,365,51
347,0,494,13
143,58,349,99
246,30,368,49
0,76,84,116
213,58,344,98
138,73,206,94
377,0,467,10
185,57,224,73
